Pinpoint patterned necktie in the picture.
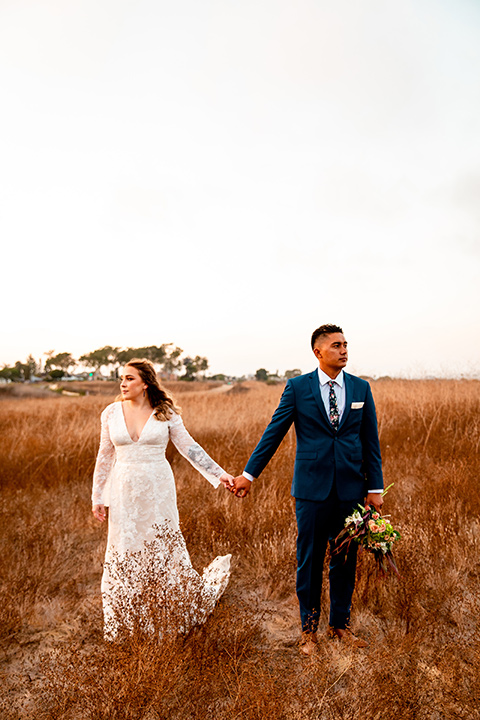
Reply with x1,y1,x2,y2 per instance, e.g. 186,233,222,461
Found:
328,381,339,430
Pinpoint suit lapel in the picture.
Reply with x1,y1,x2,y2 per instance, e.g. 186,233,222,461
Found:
338,372,352,430
308,370,334,432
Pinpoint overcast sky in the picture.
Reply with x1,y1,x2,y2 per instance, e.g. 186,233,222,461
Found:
1,0,479,378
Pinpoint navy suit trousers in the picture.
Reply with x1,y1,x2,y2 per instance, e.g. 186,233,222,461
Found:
295,486,362,631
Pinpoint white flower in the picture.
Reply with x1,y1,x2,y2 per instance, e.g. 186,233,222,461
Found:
345,510,363,526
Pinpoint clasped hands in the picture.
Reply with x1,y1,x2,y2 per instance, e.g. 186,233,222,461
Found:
219,476,384,509
219,473,252,498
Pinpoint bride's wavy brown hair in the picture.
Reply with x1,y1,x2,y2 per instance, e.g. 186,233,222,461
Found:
120,359,181,421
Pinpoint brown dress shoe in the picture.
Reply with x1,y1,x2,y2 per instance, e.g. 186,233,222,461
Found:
328,626,368,648
299,631,318,656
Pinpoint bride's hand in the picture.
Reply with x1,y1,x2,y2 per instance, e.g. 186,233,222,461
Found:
219,473,236,492
92,504,106,522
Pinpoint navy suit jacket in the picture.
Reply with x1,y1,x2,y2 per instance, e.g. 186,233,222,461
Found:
244,370,383,502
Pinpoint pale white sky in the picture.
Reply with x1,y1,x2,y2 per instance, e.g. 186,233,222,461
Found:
1,0,479,377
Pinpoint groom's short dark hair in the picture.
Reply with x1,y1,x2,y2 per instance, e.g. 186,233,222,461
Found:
311,324,344,350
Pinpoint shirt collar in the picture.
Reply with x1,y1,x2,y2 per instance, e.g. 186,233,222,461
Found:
318,367,344,387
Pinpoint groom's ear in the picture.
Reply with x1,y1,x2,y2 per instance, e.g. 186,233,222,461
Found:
313,346,321,360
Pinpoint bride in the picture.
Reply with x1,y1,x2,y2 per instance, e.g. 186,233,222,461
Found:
91,359,233,638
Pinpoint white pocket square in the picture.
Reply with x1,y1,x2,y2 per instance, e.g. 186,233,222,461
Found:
351,402,364,409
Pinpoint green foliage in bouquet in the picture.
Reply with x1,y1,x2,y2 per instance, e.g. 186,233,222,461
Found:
335,484,401,576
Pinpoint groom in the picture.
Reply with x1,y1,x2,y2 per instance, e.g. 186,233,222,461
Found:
232,324,384,653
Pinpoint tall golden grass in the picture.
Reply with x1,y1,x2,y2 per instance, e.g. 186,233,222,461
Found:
1,379,479,719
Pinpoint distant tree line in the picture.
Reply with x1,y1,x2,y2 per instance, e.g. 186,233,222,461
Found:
1,347,304,384
0,344,210,382
254,368,302,383
0,355,39,382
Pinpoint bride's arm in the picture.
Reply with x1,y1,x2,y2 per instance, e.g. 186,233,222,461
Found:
92,405,116,519
168,412,233,489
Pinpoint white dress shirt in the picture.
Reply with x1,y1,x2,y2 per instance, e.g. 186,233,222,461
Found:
243,368,382,493
318,367,345,421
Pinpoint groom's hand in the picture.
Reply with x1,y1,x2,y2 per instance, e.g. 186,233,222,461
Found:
232,475,252,498
365,492,384,513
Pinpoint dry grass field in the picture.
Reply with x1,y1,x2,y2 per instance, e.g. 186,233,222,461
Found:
1,379,479,719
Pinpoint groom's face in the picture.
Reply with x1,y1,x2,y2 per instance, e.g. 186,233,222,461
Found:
313,333,348,376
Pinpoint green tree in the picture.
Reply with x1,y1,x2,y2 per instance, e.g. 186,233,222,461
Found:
0,365,21,381
138,345,168,365
49,369,65,380
162,346,183,377
117,345,168,367
0,357,42,381
16,361,28,381
116,348,140,365
79,346,119,373
181,355,209,381
45,352,75,375
285,369,302,379
255,368,269,382
19,355,39,381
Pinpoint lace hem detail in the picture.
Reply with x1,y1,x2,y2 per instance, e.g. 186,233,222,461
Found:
102,522,231,639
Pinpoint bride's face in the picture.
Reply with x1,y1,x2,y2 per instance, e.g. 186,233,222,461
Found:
120,366,147,401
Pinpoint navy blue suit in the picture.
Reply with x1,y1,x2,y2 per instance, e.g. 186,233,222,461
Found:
245,369,383,631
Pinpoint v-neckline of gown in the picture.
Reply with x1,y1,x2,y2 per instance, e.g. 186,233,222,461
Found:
119,403,155,444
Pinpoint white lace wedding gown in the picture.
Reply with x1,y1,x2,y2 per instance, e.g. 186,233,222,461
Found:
92,402,231,638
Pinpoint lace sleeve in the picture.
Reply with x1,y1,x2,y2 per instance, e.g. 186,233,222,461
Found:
92,404,116,506
168,412,224,488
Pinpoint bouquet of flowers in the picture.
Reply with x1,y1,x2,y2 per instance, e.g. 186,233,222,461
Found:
334,485,401,576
